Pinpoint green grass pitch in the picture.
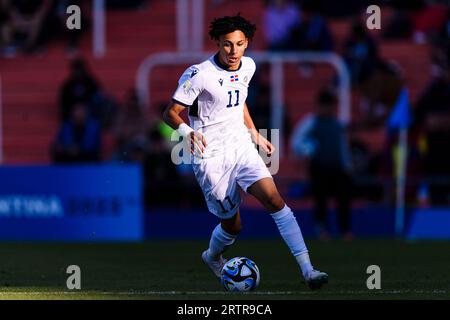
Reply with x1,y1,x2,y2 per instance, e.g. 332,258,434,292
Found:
0,239,449,299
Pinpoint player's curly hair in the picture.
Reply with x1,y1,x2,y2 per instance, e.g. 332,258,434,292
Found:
208,14,256,41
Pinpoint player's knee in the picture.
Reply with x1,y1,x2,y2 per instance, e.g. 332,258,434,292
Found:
262,192,284,212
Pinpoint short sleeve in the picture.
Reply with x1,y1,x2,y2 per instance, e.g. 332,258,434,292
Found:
245,57,257,84
172,66,204,107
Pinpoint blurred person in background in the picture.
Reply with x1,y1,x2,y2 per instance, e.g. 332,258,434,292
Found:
59,57,117,130
52,103,102,163
292,1,334,52
358,60,404,127
343,21,379,85
433,6,449,68
112,89,149,163
263,0,301,51
59,57,100,121
410,0,448,44
6,0,52,54
291,1,334,77
106,0,148,10
247,63,272,131
299,0,368,18
383,0,425,40
291,88,354,240
413,64,450,204
143,126,181,208
0,0,13,56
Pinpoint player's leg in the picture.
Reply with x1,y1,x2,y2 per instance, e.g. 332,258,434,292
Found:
202,210,241,278
193,152,243,279
206,209,242,260
197,158,242,278
247,177,328,289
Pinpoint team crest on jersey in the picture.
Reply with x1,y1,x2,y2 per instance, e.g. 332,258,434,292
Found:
190,68,199,78
218,78,223,86
230,75,239,82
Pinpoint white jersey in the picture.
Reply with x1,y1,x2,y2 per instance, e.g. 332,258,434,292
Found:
172,54,256,158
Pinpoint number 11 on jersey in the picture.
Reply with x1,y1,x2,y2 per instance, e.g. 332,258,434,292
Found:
227,90,240,108
216,196,237,213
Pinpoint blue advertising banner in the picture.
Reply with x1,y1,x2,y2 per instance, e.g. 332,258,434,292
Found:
0,165,143,241
407,208,450,240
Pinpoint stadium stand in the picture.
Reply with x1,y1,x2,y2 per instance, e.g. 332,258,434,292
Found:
0,0,434,202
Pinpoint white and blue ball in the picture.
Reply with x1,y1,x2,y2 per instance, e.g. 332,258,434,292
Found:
221,257,260,292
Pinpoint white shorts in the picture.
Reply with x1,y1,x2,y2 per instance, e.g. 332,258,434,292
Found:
192,142,272,219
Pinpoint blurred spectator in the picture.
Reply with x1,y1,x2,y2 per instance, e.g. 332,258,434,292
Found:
413,65,450,204
59,57,100,121
358,60,404,127
0,0,13,56
291,88,353,240
112,89,149,162
343,21,379,85
106,0,148,10
143,126,180,208
59,57,117,130
6,0,53,53
1,0,89,57
52,103,102,163
247,63,292,140
292,2,334,52
383,0,425,40
298,0,368,18
247,63,272,131
411,0,448,44
433,7,450,67
263,0,301,51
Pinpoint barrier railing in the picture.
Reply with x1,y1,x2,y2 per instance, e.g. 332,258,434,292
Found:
136,51,351,126
93,0,106,57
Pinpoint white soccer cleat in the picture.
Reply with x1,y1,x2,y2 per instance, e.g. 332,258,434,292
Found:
201,250,227,279
305,269,329,290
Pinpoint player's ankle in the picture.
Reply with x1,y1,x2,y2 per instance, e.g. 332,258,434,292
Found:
206,250,220,261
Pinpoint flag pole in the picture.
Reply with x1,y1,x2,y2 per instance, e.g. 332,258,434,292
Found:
395,126,408,235
387,87,411,237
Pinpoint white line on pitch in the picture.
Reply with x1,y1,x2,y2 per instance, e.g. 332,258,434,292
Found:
0,290,447,295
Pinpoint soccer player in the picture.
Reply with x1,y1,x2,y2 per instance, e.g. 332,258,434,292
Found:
163,15,328,290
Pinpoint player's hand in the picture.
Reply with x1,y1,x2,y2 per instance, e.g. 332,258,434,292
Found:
190,131,207,157
254,133,275,155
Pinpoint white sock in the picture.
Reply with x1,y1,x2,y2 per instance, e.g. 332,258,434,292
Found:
271,205,313,277
207,224,237,260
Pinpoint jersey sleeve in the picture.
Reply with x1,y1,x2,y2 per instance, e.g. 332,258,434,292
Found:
172,65,204,107
246,57,257,84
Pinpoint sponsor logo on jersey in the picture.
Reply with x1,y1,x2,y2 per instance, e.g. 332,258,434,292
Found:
218,78,223,86
190,68,199,78
230,75,239,82
244,75,248,83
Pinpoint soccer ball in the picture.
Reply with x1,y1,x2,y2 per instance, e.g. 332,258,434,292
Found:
221,257,260,292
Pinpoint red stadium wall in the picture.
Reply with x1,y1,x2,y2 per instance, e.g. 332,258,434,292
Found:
0,0,432,183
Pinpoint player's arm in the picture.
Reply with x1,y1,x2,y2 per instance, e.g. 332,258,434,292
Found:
163,102,188,130
244,103,275,155
163,102,207,155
